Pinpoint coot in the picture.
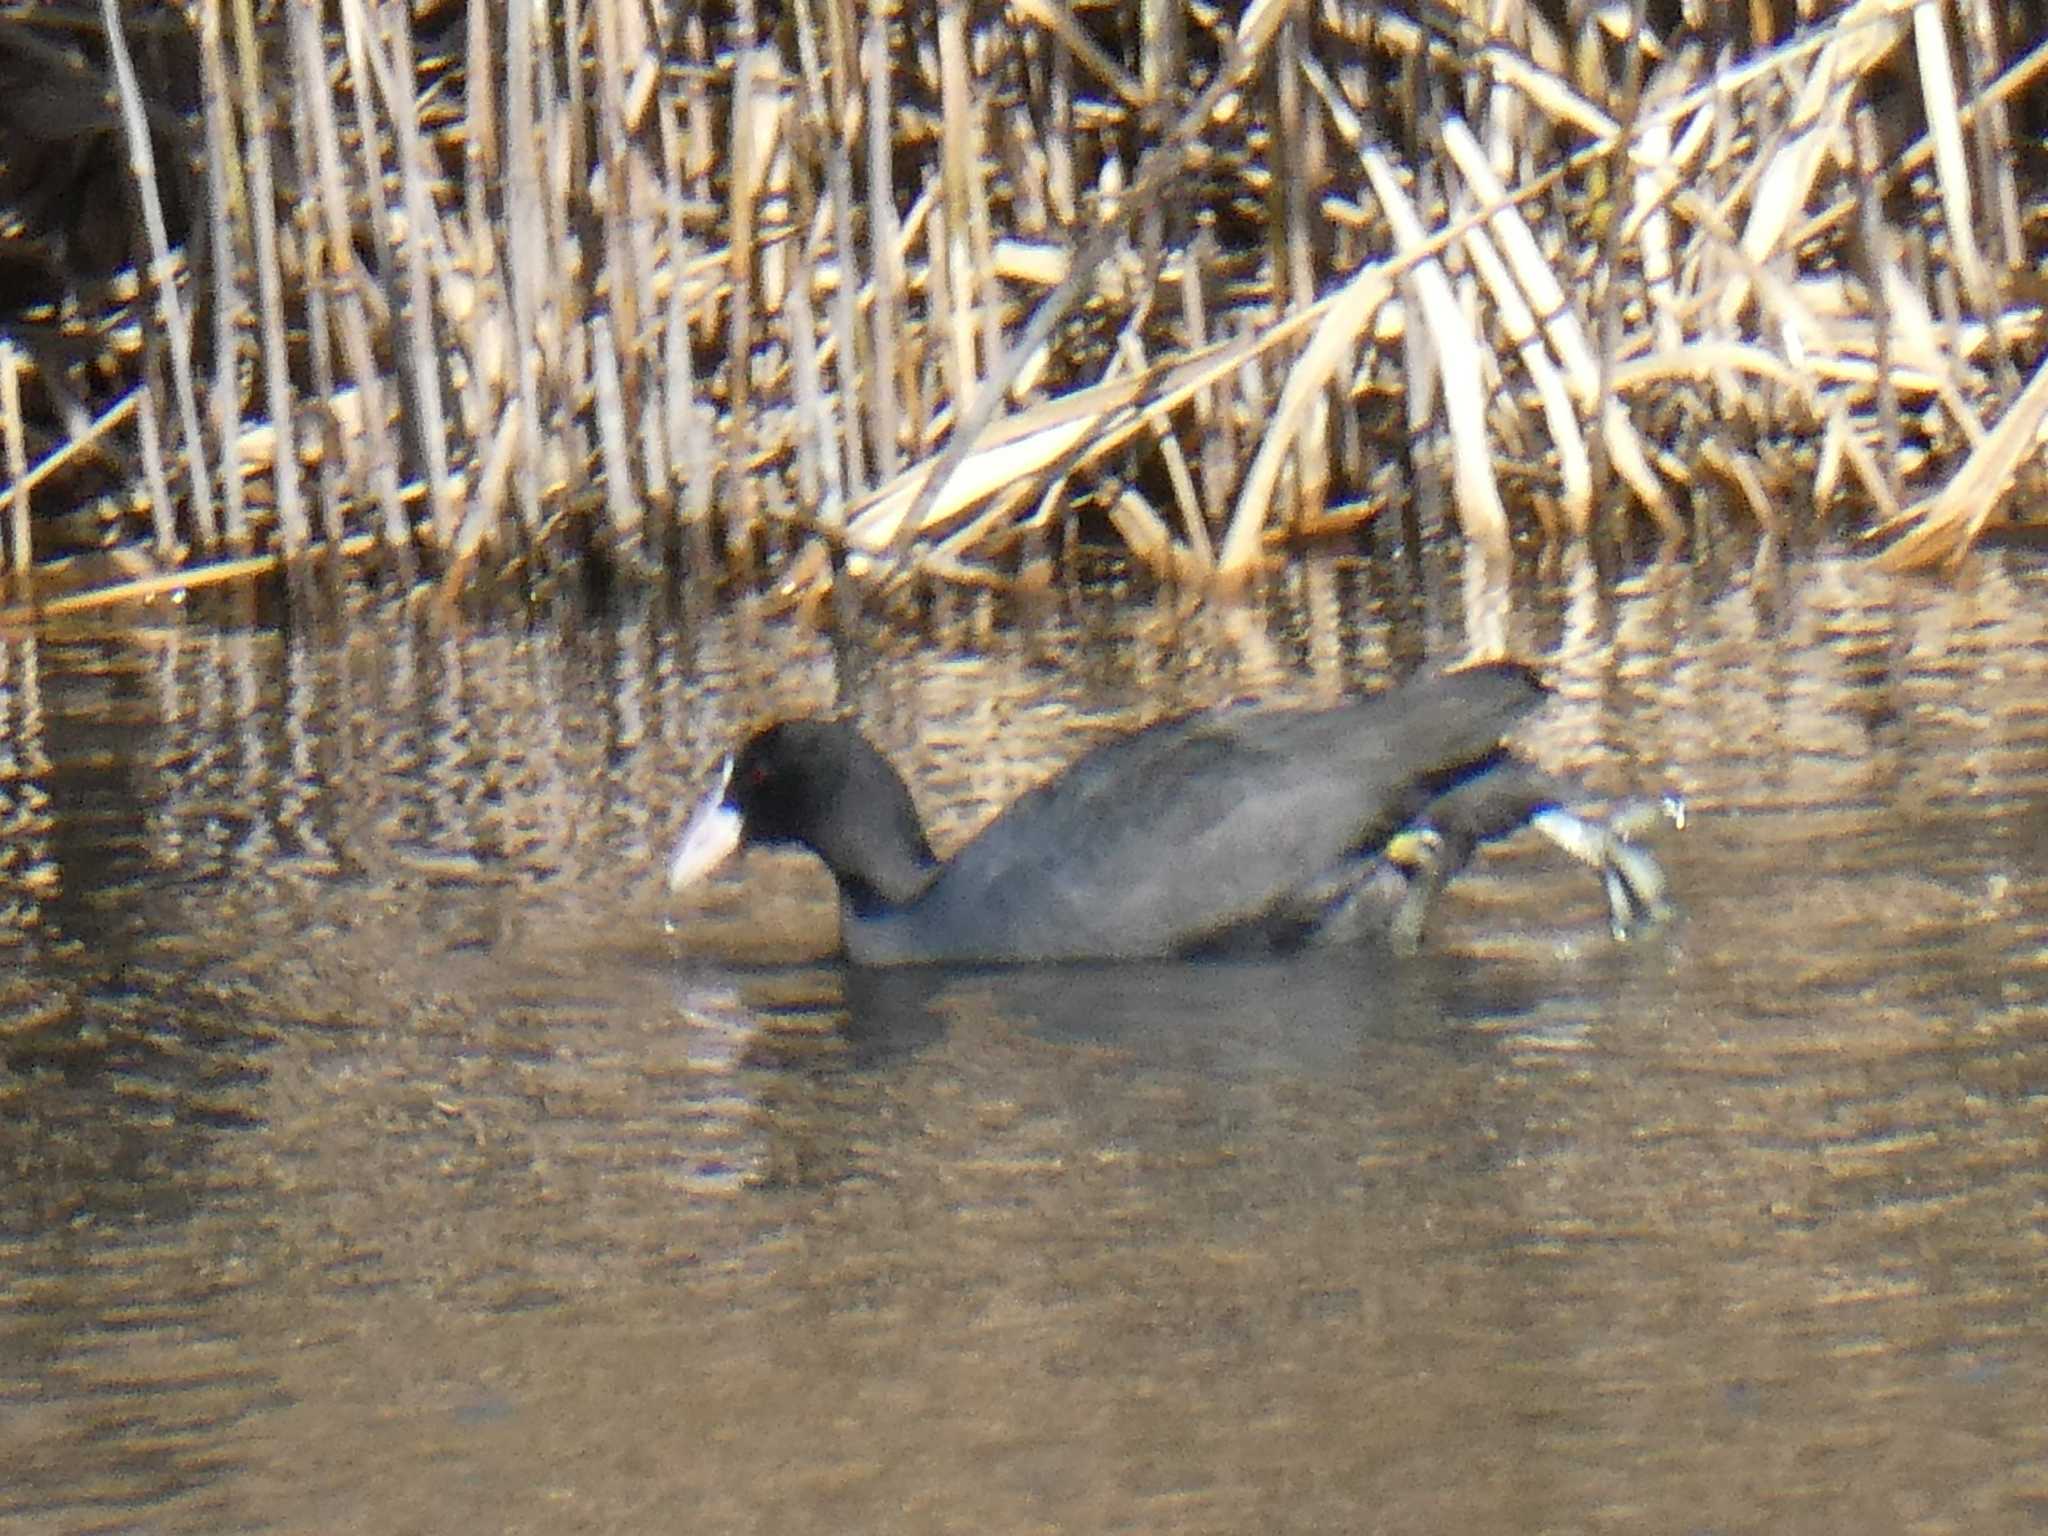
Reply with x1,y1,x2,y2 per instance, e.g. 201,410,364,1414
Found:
668,662,1671,965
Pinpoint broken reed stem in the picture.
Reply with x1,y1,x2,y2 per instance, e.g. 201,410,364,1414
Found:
0,533,381,626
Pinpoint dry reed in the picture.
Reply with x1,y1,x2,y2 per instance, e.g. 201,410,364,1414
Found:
0,0,2043,623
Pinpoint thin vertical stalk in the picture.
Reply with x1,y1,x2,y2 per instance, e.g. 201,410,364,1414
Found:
504,0,547,549
289,0,411,562
197,0,249,548
824,0,868,494
1855,110,1903,512
340,5,395,285
595,0,638,370
361,0,456,553
798,0,869,503
100,0,219,547
1912,3,1992,311
865,0,906,478
935,0,981,419
1271,16,1323,528
788,215,846,521
1959,0,2022,271
281,33,346,548
659,87,704,533
229,0,306,553
591,316,640,549
724,46,766,554
135,370,180,562
1,342,27,582
1045,8,1075,225
463,0,498,261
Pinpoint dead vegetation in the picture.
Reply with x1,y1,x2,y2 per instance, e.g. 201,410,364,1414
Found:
0,0,2043,621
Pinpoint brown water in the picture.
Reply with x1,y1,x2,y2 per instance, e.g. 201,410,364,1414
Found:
2,548,2045,1534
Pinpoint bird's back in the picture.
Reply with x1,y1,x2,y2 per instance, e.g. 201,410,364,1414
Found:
844,663,1543,964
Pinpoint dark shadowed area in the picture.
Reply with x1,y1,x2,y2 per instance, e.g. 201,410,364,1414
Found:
2,546,2045,1535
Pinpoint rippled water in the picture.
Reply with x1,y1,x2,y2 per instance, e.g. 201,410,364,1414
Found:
3,548,2045,1534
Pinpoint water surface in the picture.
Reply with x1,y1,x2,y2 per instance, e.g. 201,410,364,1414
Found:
3,549,2045,1533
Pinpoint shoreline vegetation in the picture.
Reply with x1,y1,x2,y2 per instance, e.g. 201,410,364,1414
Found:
0,0,2043,625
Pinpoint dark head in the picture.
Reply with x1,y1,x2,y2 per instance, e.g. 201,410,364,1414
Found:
669,719,939,912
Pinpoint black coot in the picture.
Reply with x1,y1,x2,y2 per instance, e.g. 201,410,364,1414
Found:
669,662,1670,965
